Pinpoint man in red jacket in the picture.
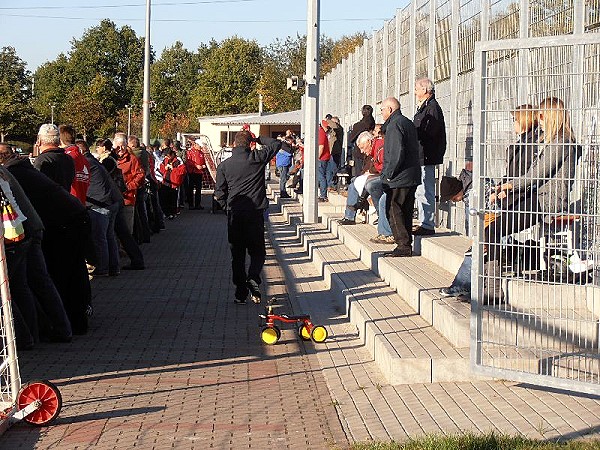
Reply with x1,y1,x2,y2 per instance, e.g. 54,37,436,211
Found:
114,132,145,234
185,139,207,210
59,124,90,205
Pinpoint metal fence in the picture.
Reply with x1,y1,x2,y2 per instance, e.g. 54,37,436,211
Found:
472,34,600,394
320,1,600,392
320,0,600,234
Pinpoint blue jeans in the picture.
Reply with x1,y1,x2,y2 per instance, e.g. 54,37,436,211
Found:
318,160,329,198
89,208,110,274
277,165,290,195
377,192,392,236
451,255,472,292
344,182,360,220
365,177,384,209
415,165,436,230
326,157,338,188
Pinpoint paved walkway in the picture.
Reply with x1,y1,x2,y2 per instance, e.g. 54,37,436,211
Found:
2,192,600,449
1,206,346,449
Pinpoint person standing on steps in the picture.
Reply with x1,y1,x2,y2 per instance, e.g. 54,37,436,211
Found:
214,131,282,305
412,77,447,236
379,97,422,257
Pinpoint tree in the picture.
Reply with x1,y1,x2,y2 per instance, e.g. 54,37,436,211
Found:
32,19,147,140
189,37,263,116
321,33,366,75
151,41,200,120
0,47,35,141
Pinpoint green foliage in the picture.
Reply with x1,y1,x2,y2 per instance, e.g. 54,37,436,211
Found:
189,36,263,116
0,47,36,140
31,20,146,140
351,433,600,450
151,41,200,120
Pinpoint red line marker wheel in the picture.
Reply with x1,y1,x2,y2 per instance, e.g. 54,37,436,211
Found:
17,380,62,425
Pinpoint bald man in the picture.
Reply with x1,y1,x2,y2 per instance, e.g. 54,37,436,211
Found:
379,97,422,257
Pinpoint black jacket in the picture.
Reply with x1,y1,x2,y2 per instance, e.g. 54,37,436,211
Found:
84,152,114,208
349,115,375,144
215,137,282,211
413,95,446,165
5,156,86,230
380,110,422,189
33,148,75,191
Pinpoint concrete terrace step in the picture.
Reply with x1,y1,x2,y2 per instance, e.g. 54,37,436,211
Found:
269,196,476,384
320,209,472,348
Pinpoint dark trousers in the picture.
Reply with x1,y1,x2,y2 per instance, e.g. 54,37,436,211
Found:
134,187,151,243
486,197,540,265
42,213,92,335
27,231,72,339
227,209,265,299
385,186,417,252
159,184,178,217
6,239,37,346
115,204,145,268
186,172,204,208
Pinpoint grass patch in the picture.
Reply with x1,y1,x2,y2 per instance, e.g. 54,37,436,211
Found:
351,432,600,450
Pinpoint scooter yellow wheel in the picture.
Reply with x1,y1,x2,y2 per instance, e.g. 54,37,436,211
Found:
261,326,281,345
311,325,328,343
298,325,311,341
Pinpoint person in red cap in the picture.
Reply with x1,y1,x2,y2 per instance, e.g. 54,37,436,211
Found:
242,124,257,150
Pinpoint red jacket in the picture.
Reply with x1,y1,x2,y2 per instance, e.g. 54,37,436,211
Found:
160,154,185,188
64,145,90,204
185,148,206,175
371,137,385,173
318,126,330,161
117,151,145,206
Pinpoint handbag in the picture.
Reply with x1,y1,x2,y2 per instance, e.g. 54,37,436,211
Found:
0,184,25,244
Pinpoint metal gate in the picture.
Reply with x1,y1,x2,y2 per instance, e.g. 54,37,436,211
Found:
471,34,600,395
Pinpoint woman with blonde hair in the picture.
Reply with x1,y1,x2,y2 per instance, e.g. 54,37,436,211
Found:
487,97,580,266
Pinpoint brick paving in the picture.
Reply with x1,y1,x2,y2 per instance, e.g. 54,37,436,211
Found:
1,207,347,449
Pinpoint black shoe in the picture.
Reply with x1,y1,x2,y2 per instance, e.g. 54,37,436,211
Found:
338,218,356,225
280,192,291,199
122,264,145,270
439,286,470,299
318,197,328,202
412,226,435,236
234,298,247,305
382,247,412,257
246,280,261,304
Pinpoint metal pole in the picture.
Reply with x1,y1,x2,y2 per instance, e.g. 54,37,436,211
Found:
50,104,55,125
142,0,151,146
303,0,320,224
126,105,132,137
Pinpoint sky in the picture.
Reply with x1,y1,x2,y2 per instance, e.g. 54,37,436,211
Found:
0,0,410,72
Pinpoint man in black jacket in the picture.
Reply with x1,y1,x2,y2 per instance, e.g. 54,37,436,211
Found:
348,105,375,176
214,131,282,304
33,123,75,192
413,78,447,235
379,97,422,257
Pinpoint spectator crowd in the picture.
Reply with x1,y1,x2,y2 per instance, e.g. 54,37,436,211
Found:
1,124,212,350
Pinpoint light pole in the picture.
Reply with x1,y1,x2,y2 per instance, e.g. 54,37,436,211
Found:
49,103,55,124
142,0,152,146
125,105,132,136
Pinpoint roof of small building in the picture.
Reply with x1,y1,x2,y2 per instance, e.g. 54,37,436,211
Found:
204,110,302,126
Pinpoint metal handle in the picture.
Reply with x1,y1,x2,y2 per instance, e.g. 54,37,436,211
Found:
468,208,480,217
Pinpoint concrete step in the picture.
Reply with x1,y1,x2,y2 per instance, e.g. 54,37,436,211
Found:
271,184,599,381
269,198,477,384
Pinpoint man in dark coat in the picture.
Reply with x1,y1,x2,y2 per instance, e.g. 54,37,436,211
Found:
3,150,91,334
33,123,75,192
214,131,282,304
348,105,375,176
379,97,422,257
412,78,447,235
